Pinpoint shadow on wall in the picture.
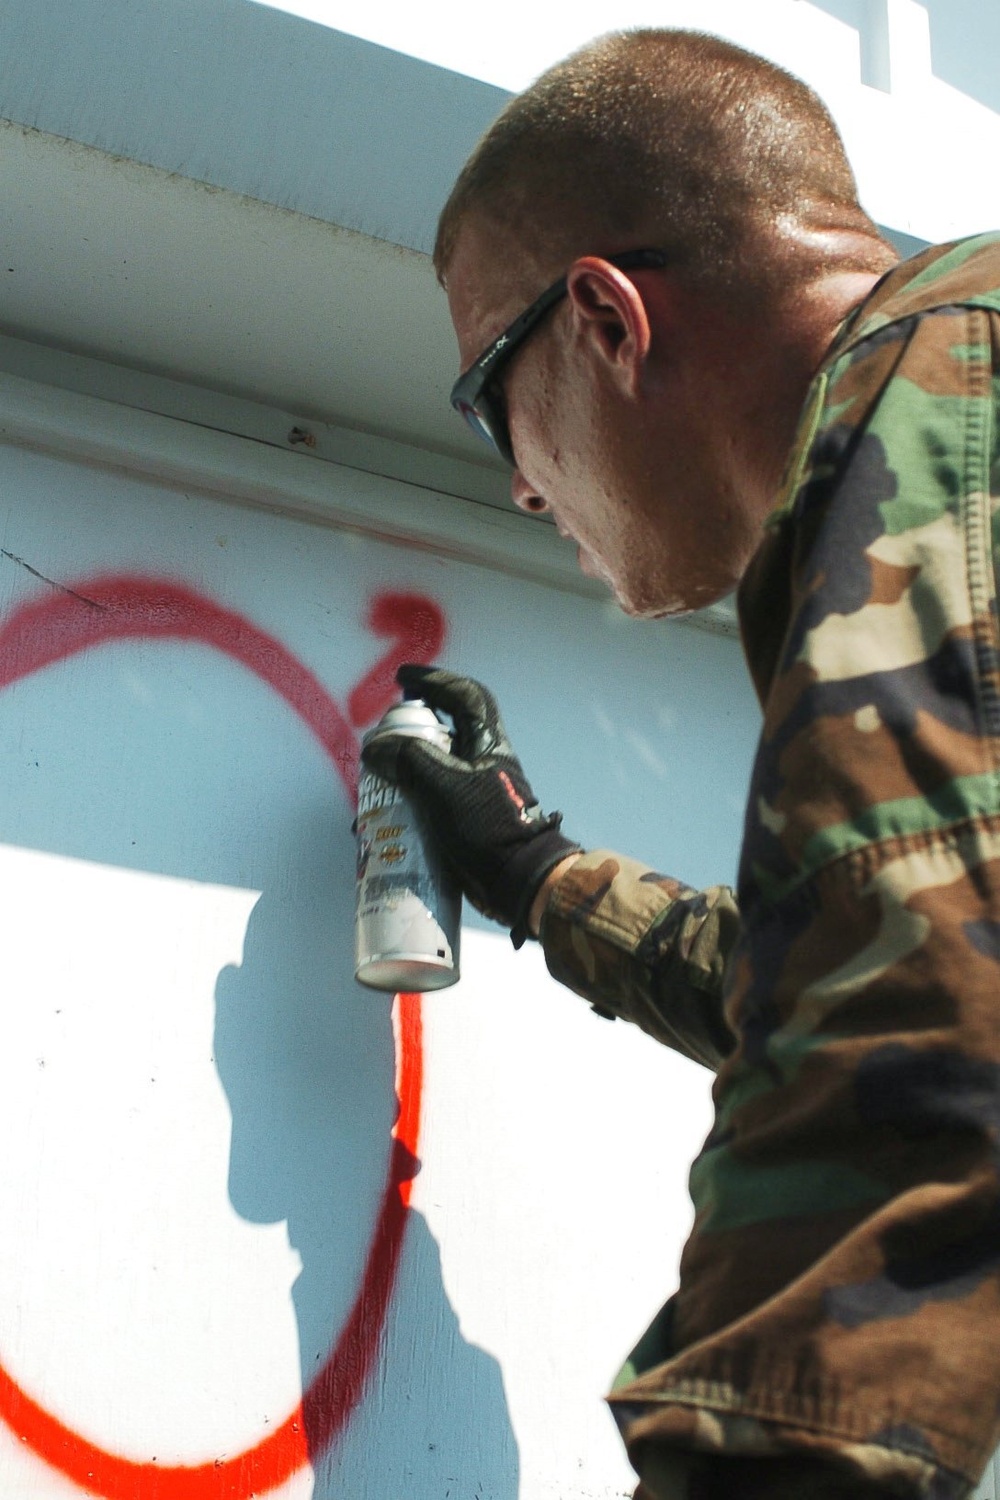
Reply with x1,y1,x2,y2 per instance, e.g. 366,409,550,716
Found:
809,0,1000,113
215,840,521,1498
922,0,1000,112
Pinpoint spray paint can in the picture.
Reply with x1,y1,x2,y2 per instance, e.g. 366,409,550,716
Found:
354,698,461,992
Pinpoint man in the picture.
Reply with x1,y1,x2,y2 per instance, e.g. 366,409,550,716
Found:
363,28,1000,1500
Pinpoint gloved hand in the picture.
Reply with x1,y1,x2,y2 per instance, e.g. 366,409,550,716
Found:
360,665,581,946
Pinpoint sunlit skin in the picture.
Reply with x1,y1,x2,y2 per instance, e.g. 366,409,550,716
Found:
444,213,895,924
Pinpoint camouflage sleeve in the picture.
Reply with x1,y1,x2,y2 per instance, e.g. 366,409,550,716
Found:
538,849,739,1071
608,260,1000,1499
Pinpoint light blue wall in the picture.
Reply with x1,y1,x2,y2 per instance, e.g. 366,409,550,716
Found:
0,0,506,255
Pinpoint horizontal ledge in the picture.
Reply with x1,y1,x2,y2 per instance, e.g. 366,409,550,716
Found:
0,367,739,636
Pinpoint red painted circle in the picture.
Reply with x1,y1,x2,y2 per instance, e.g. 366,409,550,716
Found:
0,575,430,1497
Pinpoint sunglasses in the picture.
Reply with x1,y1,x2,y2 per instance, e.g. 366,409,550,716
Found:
449,249,670,467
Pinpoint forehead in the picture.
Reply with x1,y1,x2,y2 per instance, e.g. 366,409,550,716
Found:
444,218,557,373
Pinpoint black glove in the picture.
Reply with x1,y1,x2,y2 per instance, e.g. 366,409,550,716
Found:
360,665,581,947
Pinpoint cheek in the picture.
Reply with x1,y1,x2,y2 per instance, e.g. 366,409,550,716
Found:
531,349,602,474
506,380,558,481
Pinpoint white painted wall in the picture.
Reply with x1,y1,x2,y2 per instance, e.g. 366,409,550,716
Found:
0,415,754,1498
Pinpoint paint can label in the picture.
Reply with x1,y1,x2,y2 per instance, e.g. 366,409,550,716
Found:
354,700,461,992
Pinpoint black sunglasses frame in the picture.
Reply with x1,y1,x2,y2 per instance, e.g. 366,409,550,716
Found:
449,248,670,467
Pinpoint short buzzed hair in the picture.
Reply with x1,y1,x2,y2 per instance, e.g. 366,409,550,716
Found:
435,29,894,292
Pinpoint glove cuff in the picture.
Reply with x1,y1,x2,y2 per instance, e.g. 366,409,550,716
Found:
497,821,583,950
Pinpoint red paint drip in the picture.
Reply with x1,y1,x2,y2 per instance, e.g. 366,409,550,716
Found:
0,575,431,1496
347,591,446,730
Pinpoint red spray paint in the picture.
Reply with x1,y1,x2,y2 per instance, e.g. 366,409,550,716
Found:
0,574,445,1496
347,591,446,730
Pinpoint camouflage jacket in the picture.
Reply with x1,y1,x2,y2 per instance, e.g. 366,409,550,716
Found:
539,234,1000,1497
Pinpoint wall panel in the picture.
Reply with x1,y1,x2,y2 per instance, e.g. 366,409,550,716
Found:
0,438,758,1498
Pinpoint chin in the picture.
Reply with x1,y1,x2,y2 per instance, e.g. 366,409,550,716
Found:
615,592,659,619
615,577,732,620
613,589,673,621
604,568,657,616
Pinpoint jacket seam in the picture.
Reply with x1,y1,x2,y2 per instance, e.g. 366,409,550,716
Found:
741,811,1000,932
838,288,1000,357
962,308,1000,763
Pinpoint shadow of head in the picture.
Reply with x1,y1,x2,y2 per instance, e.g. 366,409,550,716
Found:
213,809,398,1356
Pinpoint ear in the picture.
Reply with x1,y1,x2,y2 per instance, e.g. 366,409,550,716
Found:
564,256,654,391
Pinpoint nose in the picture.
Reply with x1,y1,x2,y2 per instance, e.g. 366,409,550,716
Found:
511,468,549,515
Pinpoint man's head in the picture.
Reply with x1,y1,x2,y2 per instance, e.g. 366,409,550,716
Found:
437,29,898,617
